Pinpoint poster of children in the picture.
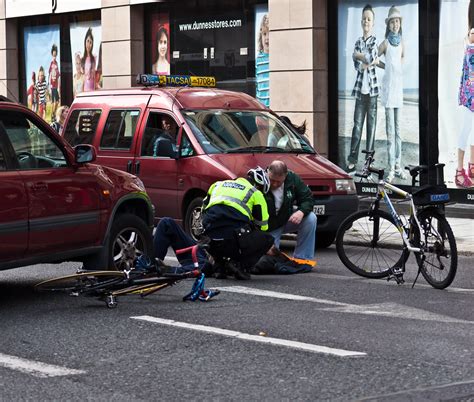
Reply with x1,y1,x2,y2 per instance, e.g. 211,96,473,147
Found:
70,21,102,98
255,5,269,107
337,1,419,185
150,13,171,75
438,0,474,189
24,25,61,123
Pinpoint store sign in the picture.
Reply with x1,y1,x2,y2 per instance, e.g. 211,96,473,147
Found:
6,0,100,18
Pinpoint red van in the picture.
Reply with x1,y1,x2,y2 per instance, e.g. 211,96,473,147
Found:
64,76,358,248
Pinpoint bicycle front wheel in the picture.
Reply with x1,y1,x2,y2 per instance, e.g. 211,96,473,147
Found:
35,271,126,294
336,209,408,278
413,209,457,289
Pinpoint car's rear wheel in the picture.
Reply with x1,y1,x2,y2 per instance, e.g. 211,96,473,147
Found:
83,213,153,271
184,196,204,241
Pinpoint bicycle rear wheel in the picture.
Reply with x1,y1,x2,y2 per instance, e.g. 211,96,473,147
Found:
336,209,408,278
35,271,126,294
413,209,457,289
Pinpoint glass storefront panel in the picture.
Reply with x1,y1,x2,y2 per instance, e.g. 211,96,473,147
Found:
337,1,420,186
145,0,267,96
19,11,101,122
438,0,474,191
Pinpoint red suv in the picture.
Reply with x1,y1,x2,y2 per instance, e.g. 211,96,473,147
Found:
64,76,358,248
0,98,154,272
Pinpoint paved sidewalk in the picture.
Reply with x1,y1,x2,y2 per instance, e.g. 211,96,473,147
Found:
448,217,474,255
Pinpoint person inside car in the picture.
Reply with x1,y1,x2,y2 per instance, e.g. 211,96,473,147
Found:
152,115,177,157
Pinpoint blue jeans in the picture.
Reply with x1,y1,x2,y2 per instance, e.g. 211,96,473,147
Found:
269,212,317,260
153,217,208,272
385,107,401,171
348,94,377,164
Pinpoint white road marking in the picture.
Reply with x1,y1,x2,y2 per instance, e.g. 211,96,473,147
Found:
219,286,473,324
131,315,366,357
0,353,85,378
218,286,352,307
164,255,474,294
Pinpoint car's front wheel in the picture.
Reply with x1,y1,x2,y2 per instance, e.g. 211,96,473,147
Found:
83,213,153,270
184,196,204,241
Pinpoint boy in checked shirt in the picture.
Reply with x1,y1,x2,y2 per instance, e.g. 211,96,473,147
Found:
346,4,380,173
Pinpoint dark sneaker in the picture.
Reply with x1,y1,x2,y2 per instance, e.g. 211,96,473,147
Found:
198,289,220,301
226,261,251,280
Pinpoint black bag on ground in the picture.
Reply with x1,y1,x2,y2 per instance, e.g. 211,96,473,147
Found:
253,254,313,275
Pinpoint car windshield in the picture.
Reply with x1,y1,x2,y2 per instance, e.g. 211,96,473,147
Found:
182,110,314,154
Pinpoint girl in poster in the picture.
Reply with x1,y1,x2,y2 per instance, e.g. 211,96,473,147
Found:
256,14,270,107
152,26,170,75
27,71,38,113
82,28,97,91
73,52,84,97
378,6,407,183
456,25,474,187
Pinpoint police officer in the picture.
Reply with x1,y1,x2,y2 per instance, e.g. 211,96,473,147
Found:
202,167,274,279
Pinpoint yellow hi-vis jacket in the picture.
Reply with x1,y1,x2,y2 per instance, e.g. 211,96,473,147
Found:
203,177,269,231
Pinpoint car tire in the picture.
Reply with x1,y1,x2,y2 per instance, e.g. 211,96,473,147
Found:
184,196,204,241
316,231,336,249
83,213,153,271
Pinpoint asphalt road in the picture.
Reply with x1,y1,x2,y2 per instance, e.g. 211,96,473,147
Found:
0,246,473,401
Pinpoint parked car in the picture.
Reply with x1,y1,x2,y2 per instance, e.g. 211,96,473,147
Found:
0,97,154,271
63,76,358,248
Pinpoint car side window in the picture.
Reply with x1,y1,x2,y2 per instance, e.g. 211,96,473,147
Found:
100,110,139,150
0,144,6,171
180,133,195,157
0,110,67,170
140,112,178,158
63,109,101,146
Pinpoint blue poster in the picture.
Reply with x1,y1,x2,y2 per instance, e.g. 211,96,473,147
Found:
255,5,269,107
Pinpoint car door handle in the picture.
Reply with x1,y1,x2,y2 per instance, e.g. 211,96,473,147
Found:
126,160,133,173
134,160,140,175
31,183,48,191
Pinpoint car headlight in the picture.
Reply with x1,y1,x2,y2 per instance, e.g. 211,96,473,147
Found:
335,179,356,194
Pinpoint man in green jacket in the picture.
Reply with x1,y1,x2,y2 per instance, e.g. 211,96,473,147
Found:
265,160,317,260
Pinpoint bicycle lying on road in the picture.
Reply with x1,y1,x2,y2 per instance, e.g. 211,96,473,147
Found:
335,151,457,289
35,244,219,308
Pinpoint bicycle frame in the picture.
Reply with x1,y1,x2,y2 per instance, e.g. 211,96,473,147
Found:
375,179,422,254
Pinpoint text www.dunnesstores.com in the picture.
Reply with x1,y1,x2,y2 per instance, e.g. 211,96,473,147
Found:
179,19,242,31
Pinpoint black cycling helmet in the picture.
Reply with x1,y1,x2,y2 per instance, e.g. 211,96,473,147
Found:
247,166,270,194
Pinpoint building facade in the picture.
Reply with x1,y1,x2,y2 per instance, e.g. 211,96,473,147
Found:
1,0,473,203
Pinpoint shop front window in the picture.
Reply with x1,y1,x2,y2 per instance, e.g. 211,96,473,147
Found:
336,2,420,188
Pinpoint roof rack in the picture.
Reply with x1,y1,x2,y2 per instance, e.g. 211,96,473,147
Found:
136,74,216,88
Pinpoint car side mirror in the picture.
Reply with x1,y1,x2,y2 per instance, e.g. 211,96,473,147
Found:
74,144,97,164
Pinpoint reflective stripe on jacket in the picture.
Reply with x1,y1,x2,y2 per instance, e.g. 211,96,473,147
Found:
204,178,269,231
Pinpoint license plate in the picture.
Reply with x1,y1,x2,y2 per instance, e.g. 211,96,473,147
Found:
313,205,325,215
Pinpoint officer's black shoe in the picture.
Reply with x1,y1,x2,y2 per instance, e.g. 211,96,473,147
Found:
226,261,251,280
213,261,228,279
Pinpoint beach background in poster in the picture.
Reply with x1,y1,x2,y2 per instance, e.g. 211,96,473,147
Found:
255,5,269,107
24,25,60,122
337,1,419,185
438,0,473,189
150,13,170,75
70,21,102,97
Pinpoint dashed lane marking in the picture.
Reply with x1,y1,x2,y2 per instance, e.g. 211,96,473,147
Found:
0,353,85,378
131,315,366,357
218,286,473,324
